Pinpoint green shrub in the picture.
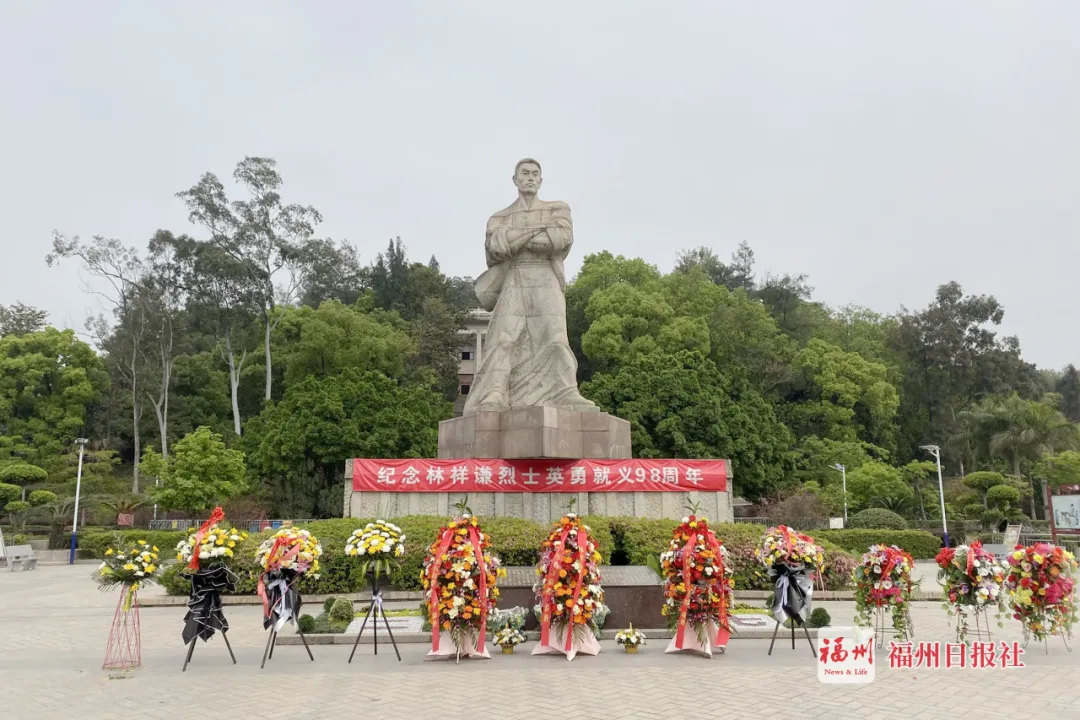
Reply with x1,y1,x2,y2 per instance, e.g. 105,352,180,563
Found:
28,490,58,507
298,614,316,633
323,597,337,613
848,508,908,530
328,597,355,623
0,483,21,506
4,501,30,513
809,607,831,628
615,518,856,591
80,530,188,558
815,528,942,559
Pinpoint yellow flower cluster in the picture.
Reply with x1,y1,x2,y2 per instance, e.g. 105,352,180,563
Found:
175,524,248,568
255,527,323,578
96,540,160,591
345,521,406,558
755,525,824,570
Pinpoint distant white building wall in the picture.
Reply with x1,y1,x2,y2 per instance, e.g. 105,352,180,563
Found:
454,309,491,415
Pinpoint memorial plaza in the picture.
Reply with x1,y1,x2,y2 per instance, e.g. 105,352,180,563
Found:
1,563,1076,720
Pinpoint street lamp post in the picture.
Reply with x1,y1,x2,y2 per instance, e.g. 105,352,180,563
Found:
69,438,89,565
921,444,949,548
832,463,848,521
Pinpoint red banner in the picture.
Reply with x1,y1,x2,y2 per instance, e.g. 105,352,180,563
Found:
351,459,727,493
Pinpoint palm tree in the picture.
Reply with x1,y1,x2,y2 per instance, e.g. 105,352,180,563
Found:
983,395,1080,517
97,495,149,526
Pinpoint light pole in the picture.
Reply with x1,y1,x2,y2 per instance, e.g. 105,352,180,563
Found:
921,444,949,548
69,438,88,565
831,463,848,521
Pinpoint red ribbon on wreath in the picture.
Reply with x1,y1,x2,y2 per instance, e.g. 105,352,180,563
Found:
561,529,590,652
427,527,456,652
467,525,490,654
186,506,225,571
256,536,299,619
540,523,592,652
539,525,572,648
674,523,730,650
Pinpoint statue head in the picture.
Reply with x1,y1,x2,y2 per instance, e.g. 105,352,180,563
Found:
513,158,542,197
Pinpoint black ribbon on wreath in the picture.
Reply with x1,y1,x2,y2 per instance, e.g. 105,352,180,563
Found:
261,568,303,631
768,562,813,626
182,565,238,645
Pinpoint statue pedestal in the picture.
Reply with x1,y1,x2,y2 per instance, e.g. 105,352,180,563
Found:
438,407,632,459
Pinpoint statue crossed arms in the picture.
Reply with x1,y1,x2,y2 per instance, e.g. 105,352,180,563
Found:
464,158,597,415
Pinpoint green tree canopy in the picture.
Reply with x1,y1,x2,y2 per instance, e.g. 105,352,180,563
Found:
0,328,108,467
581,350,793,500
244,368,450,517
143,426,247,513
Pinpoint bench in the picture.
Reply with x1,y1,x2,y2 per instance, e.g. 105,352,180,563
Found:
979,524,1023,559
5,545,38,571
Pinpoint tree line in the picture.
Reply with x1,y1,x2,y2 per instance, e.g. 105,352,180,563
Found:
3,155,1079,528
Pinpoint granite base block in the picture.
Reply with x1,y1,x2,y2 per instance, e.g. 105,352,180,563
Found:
438,407,632,459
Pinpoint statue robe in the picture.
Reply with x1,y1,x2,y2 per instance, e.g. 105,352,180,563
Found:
464,198,594,414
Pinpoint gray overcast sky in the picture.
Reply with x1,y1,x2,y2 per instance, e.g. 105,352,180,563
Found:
4,2,1078,368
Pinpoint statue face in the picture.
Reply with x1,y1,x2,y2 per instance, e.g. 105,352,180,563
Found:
513,162,542,195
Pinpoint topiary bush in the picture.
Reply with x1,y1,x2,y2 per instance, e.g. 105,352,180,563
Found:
0,463,48,486
328,597,355,624
28,490,58,507
0,482,21,506
4,500,31,513
847,508,908,530
297,614,316,633
323,597,338,613
809,607,831,628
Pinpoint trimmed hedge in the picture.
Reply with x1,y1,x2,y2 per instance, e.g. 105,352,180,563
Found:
90,515,605,596
84,517,948,596
613,517,859,591
848,508,908,530
816,529,942,559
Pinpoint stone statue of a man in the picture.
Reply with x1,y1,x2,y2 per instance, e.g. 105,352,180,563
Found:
464,158,597,415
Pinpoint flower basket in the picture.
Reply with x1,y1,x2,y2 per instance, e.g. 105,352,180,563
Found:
854,544,916,644
616,625,646,654
532,513,605,661
757,525,823,627
936,541,1006,643
94,537,161,671
661,514,733,657
495,627,525,655
1005,542,1078,645
421,512,503,660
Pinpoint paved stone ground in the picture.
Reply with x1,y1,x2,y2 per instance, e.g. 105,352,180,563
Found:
2,565,1077,719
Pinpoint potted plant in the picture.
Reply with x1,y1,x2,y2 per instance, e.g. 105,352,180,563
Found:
615,624,646,653
494,627,526,654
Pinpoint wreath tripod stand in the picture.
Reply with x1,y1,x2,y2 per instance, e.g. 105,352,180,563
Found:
259,571,315,669
767,616,815,657
348,569,401,663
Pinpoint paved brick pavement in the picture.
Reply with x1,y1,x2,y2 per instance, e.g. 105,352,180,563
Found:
1,565,1077,720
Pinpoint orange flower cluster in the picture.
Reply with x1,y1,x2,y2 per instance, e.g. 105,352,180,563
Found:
535,514,604,629
420,515,503,636
660,515,733,633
